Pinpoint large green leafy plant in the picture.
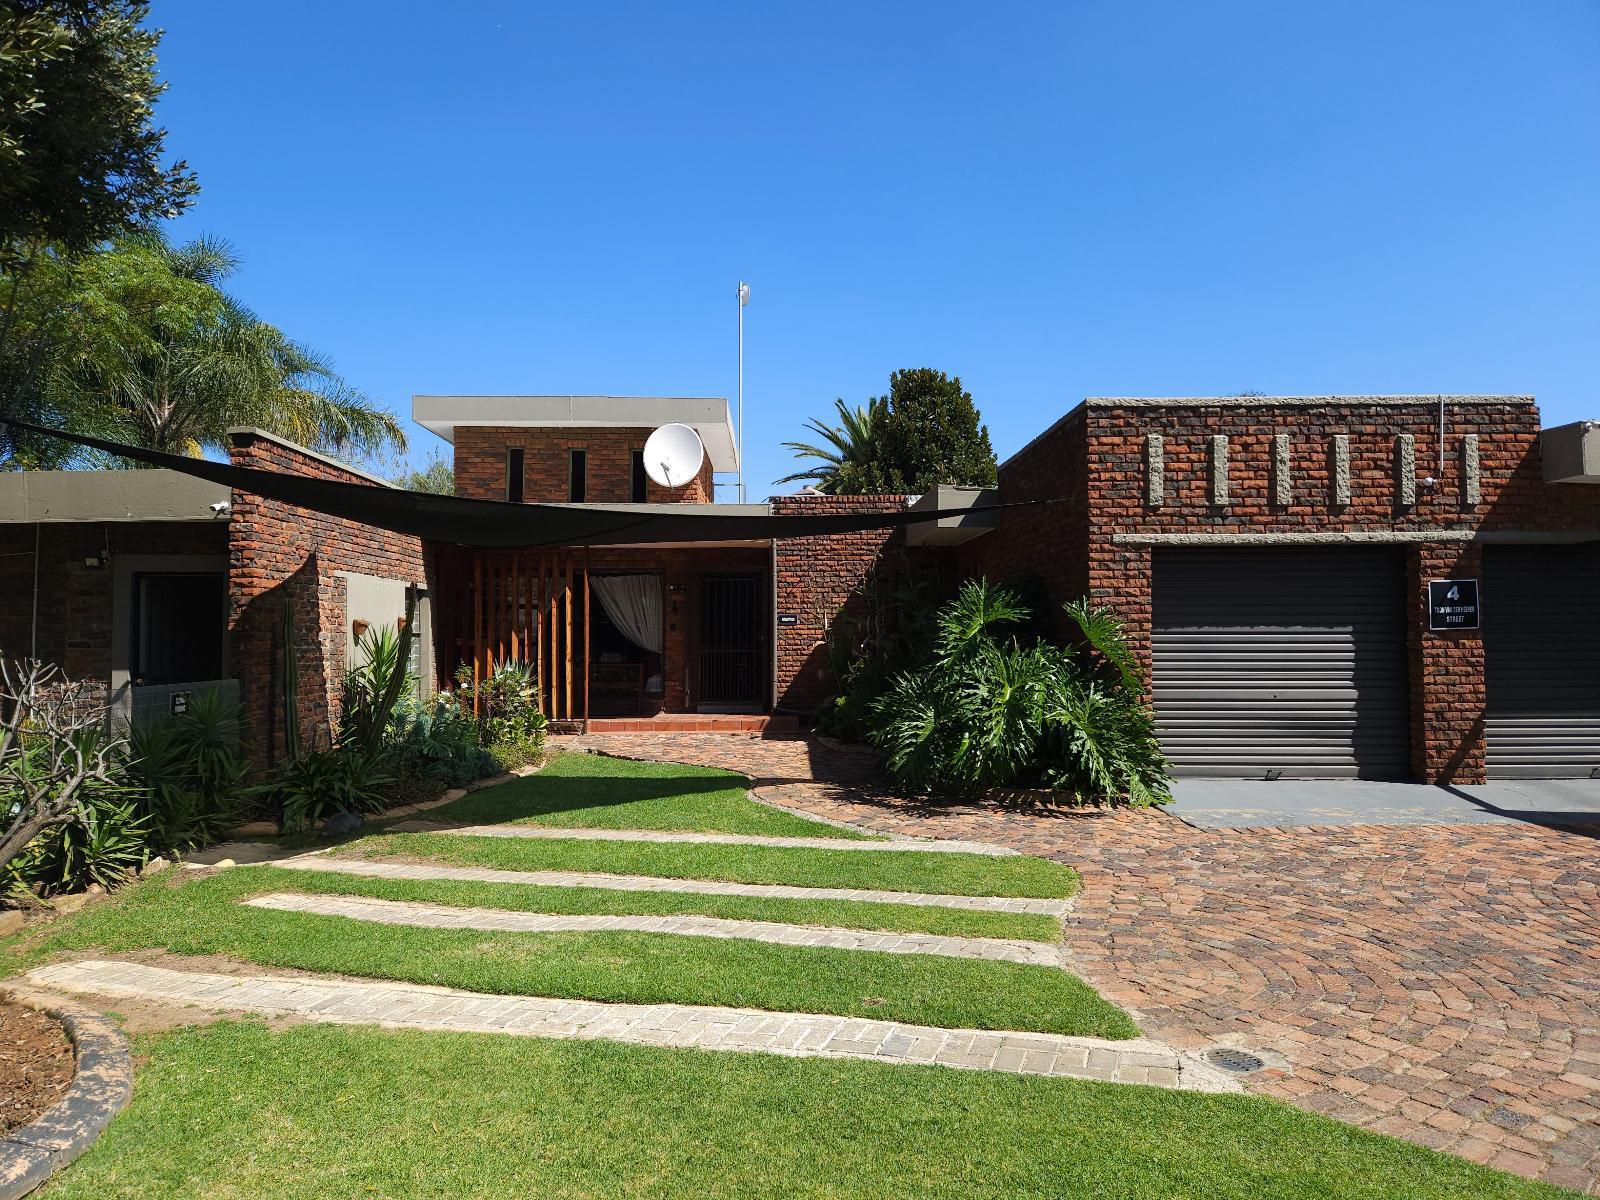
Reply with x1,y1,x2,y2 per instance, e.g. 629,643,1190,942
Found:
867,582,1169,805
126,687,249,851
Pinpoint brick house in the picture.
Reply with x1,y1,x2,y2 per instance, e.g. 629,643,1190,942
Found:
3,393,1596,784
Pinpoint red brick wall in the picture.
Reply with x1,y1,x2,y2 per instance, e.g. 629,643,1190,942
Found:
0,522,227,682
771,494,914,713
453,427,714,504
226,432,431,765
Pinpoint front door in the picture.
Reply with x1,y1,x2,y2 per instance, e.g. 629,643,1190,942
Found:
698,575,762,710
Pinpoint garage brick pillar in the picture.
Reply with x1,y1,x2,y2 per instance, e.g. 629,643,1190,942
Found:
1408,541,1487,784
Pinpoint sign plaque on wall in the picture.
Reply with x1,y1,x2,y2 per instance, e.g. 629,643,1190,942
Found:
1427,579,1481,631
776,614,799,627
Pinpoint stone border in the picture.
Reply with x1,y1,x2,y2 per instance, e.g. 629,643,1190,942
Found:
0,993,132,1200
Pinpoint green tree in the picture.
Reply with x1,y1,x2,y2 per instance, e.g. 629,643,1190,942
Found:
4,232,404,465
783,369,996,495
394,449,454,495
775,396,884,493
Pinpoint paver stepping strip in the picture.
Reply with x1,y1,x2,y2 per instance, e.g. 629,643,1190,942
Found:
26,960,1237,1093
278,854,1072,915
242,893,1065,966
439,825,1017,856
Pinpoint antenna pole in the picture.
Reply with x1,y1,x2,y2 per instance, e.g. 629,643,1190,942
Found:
736,281,745,504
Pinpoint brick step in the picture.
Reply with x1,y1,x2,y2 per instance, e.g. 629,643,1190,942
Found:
581,714,800,734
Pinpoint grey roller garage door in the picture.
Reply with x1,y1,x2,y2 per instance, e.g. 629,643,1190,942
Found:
1484,543,1600,778
1152,548,1409,778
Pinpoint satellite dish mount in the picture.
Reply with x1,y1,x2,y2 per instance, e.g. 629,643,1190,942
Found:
642,423,706,490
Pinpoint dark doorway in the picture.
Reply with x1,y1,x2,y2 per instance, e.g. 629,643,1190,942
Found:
698,575,762,710
132,572,227,685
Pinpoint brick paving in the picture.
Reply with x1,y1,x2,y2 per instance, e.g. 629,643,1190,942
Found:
25,960,1239,1092
277,852,1072,915
561,732,1600,1195
243,892,1065,966
438,824,1016,855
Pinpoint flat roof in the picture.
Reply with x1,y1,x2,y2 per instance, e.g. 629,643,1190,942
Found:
0,469,231,523
411,395,738,472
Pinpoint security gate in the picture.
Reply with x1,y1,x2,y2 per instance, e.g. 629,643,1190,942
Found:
1484,543,1600,778
698,575,763,710
1152,548,1410,778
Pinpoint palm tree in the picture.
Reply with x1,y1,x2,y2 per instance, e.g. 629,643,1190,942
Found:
50,232,404,461
776,396,885,492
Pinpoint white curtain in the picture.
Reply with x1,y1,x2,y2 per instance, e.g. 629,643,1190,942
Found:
591,574,664,654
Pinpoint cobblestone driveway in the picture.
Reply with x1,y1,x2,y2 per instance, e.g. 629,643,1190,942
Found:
560,732,1600,1195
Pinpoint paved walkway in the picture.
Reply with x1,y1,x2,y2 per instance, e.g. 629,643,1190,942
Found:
243,892,1064,966
277,852,1072,915
438,824,1016,855
25,960,1236,1092
559,732,1600,1195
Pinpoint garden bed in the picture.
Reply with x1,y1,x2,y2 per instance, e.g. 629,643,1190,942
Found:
0,998,74,1136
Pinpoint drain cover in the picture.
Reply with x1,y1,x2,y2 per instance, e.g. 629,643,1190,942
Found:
1205,1047,1266,1074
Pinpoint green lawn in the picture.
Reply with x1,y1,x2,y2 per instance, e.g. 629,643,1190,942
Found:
1,868,1128,1037
424,751,876,838
354,830,1080,899
41,1021,1577,1200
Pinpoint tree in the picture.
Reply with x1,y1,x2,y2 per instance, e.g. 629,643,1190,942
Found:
775,396,884,493
0,659,126,882
0,1,197,262
781,369,997,495
3,232,405,464
394,449,454,494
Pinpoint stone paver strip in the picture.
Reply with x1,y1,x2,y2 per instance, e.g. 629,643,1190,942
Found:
438,824,1017,856
241,892,1064,966
276,853,1071,915
24,960,1237,1094
561,731,1600,1194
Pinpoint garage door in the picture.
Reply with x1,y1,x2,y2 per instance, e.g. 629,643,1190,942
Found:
1152,548,1409,778
1484,544,1600,778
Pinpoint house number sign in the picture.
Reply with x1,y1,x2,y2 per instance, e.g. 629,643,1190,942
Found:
1427,579,1481,632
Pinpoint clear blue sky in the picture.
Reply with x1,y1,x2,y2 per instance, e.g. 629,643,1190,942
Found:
150,0,1600,495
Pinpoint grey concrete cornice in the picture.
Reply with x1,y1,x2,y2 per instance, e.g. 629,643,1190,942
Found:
224,427,395,487
0,469,230,523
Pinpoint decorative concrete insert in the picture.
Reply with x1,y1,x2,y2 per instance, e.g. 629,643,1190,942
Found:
438,825,1017,856
242,893,1064,966
0,995,132,1200
25,961,1238,1094
277,854,1072,916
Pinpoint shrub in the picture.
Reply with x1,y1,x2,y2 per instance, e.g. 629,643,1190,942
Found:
389,693,499,788
867,581,1170,805
127,689,250,852
266,747,393,834
4,779,148,899
340,615,415,755
487,737,543,774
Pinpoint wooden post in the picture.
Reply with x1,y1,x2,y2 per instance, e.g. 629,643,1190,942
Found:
563,552,574,720
472,554,483,715
582,549,591,724
510,554,520,664
534,553,545,714
547,555,558,717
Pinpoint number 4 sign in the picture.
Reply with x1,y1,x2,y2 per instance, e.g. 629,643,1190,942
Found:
1427,579,1481,631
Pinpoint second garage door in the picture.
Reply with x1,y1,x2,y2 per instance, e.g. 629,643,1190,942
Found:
1152,548,1410,778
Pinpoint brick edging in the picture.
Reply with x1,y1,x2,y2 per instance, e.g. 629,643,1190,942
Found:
0,994,133,1199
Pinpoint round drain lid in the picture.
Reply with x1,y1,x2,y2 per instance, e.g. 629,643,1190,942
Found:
1205,1047,1265,1074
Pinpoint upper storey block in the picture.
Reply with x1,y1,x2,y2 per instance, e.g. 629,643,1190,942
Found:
413,395,737,505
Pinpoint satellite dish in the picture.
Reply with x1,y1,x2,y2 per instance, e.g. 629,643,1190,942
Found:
643,423,705,489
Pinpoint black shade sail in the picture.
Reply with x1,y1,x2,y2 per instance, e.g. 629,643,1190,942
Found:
6,421,1046,548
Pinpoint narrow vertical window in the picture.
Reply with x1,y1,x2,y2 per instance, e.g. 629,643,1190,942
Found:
506,448,524,503
569,449,587,502
631,450,647,502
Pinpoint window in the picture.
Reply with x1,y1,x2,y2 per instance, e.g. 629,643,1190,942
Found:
132,573,226,684
506,448,525,503
631,450,647,502
569,449,587,502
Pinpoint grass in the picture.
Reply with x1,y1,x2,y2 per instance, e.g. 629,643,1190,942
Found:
425,751,875,838
42,1021,1579,1200
354,830,1080,899
3,868,1130,1037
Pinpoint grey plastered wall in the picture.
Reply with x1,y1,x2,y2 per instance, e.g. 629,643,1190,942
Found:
109,554,229,722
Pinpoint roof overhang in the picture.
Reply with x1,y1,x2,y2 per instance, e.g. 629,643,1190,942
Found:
0,469,231,523
1542,421,1600,484
411,395,738,472
905,485,999,546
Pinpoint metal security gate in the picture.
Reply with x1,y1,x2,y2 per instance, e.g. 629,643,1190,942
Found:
1484,543,1600,778
698,575,762,710
1152,548,1410,778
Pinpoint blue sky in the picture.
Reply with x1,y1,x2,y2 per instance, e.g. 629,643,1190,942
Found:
150,0,1600,495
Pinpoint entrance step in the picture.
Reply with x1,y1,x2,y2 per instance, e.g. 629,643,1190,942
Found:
437,825,1017,856
242,893,1063,966
583,715,799,734
25,960,1237,1093
277,853,1072,915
